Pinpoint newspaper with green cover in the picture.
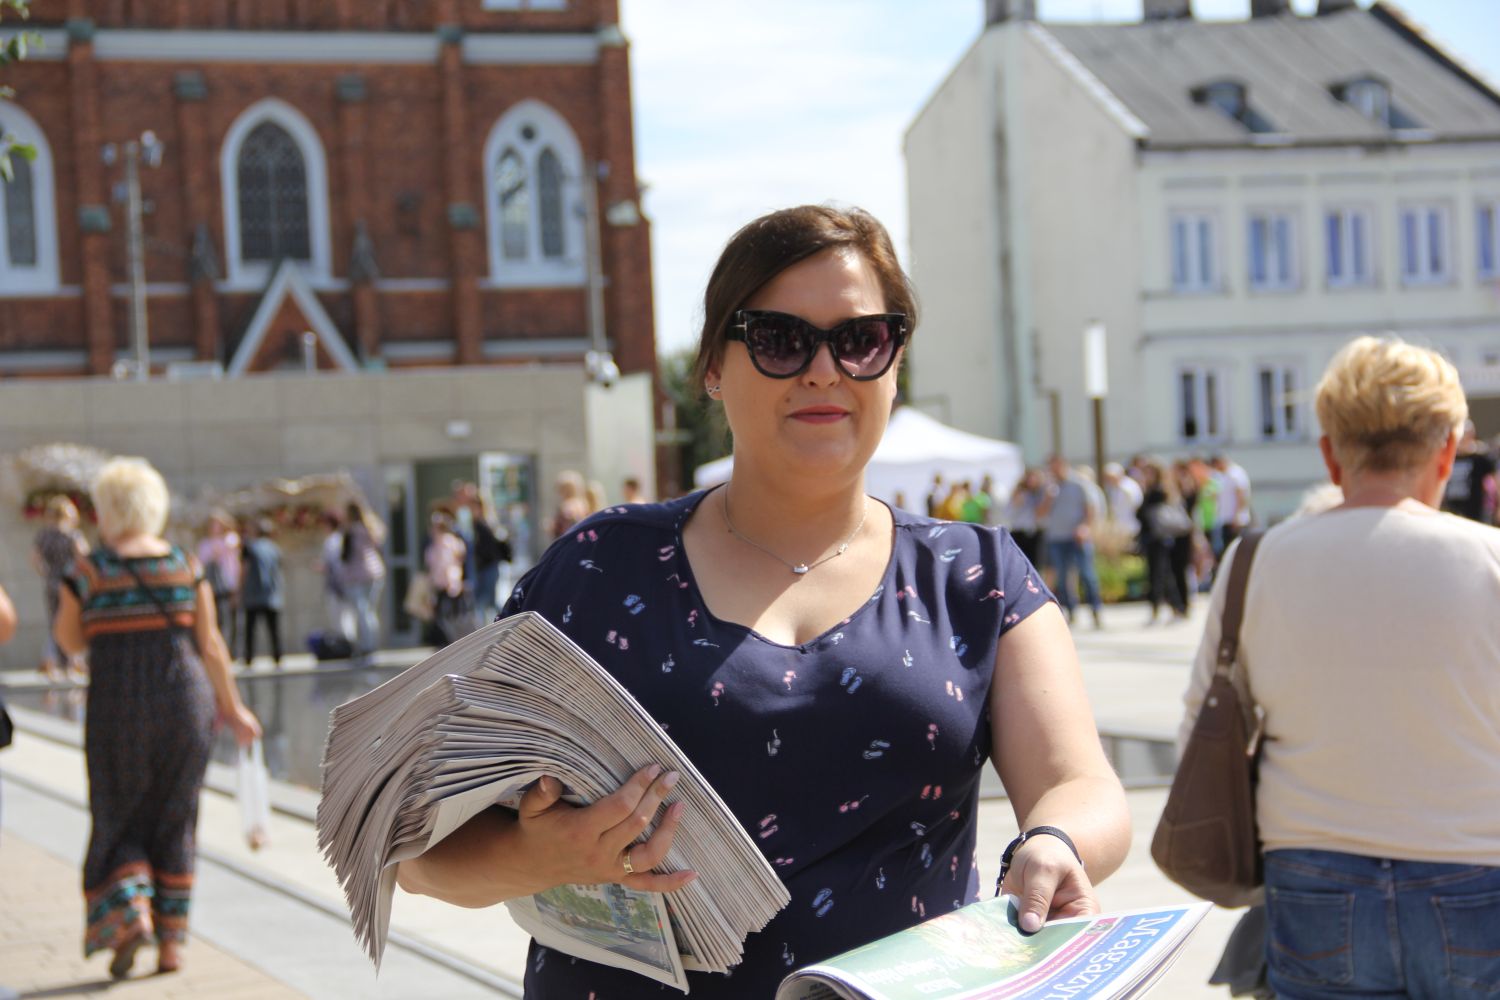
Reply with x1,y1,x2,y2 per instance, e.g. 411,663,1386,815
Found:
776,896,1211,1000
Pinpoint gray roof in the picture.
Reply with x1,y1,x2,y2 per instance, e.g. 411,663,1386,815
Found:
1042,6,1500,148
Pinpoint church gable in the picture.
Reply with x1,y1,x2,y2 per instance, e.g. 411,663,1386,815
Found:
228,260,360,376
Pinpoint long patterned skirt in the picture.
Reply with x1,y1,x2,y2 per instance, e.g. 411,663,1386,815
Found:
82,630,216,957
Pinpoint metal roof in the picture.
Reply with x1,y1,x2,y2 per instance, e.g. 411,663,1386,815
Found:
1041,6,1500,148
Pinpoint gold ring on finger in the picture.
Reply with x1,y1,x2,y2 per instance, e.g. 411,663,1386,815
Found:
621,851,635,876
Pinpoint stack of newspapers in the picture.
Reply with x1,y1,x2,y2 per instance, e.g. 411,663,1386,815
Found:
317,611,790,991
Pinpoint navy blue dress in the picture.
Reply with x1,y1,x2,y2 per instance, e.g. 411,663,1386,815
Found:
500,490,1055,998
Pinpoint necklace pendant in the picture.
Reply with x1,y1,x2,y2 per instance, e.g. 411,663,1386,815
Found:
792,564,810,576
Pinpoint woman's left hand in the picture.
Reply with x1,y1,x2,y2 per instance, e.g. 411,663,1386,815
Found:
1001,835,1098,933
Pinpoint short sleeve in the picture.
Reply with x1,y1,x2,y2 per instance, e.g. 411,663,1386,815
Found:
996,528,1055,636
181,549,206,587
62,553,92,601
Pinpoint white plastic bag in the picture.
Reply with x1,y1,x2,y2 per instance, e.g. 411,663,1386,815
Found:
237,738,272,850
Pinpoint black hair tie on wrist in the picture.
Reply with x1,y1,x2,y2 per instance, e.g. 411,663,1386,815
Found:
994,825,1082,897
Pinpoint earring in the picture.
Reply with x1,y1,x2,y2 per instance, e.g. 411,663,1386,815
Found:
705,385,722,396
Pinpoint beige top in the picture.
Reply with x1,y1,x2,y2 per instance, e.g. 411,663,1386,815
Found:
1181,505,1500,865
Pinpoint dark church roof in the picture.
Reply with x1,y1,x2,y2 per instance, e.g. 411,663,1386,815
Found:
1041,4,1500,149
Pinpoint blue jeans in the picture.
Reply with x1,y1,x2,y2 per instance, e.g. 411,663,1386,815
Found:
1265,849,1500,999
1045,539,1101,613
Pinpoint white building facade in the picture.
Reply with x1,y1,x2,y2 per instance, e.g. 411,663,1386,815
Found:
906,0,1500,517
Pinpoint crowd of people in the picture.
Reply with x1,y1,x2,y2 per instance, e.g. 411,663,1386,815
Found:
927,451,1255,627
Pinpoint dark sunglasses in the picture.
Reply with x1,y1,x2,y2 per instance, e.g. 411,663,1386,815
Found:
728,310,908,380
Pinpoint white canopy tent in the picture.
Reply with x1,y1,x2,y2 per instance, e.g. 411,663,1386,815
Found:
692,406,1025,513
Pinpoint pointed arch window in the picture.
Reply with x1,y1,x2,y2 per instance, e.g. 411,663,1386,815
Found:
237,122,311,263
483,100,586,287
220,98,332,286
538,147,565,259
497,148,530,260
4,154,37,267
0,102,59,292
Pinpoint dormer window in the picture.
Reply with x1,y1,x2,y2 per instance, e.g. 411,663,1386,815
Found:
1333,77,1422,130
1191,81,1278,134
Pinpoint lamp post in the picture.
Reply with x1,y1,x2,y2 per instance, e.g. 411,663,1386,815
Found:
580,160,619,388
104,131,164,380
1084,320,1108,484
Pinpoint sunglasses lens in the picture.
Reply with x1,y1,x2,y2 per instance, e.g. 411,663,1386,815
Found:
834,318,898,377
745,317,812,376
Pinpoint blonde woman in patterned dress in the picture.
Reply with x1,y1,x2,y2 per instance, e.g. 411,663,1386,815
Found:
54,458,260,979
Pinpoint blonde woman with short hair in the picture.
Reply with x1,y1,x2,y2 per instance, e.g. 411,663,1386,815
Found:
1179,336,1500,999
54,458,261,980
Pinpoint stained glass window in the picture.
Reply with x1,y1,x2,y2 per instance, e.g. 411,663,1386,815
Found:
4,153,37,268
538,147,565,259
497,148,529,260
237,122,311,262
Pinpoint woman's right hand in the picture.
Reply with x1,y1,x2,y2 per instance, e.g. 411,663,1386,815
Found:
509,765,696,896
225,704,262,746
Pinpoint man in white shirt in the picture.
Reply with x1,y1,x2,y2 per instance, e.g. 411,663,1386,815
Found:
1102,462,1142,537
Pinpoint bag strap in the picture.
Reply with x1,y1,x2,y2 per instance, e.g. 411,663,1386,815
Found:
118,550,191,637
1214,531,1264,677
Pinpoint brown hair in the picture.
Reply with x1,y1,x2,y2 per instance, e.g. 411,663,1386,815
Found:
691,204,918,392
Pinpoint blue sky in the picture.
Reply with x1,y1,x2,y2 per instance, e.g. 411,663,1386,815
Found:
617,0,1500,357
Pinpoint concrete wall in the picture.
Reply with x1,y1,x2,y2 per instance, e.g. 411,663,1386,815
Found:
904,32,1008,439
1014,26,1142,465
0,364,609,668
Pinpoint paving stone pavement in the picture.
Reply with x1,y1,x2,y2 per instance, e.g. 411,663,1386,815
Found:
0,834,307,999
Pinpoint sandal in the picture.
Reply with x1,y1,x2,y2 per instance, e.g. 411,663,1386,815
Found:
157,940,183,975
109,933,147,980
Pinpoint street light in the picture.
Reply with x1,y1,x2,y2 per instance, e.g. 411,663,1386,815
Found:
103,130,164,380
1084,320,1108,484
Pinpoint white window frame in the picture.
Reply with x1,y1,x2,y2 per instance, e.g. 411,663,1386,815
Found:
220,98,333,289
1177,363,1230,445
1324,204,1376,289
1256,361,1304,442
0,101,60,294
1478,199,1500,281
1169,209,1221,294
1247,207,1298,292
482,99,586,288
1398,202,1453,287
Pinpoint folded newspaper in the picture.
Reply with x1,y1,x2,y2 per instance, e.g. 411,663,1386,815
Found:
777,896,1211,1000
316,612,791,992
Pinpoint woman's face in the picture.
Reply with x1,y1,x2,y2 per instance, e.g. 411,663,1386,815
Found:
706,248,900,487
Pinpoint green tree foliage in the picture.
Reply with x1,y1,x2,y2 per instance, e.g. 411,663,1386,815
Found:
660,346,731,481
1,0,37,183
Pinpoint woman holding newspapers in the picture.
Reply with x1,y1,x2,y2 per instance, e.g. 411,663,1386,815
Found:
1179,337,1500,999
399,205,1130,997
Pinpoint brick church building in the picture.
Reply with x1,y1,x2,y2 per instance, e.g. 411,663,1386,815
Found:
1,0,656,383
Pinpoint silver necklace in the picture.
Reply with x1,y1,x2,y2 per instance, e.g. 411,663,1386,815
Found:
721,490,868,577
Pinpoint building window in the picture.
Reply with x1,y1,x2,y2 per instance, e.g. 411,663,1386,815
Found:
1325,207,1373,288
1178,364,1228,444
4,153,36,267
220,98,332,285
1192,80,1277,134
1257,363,1301,441
1479,202,1499,280
483,100,586,287
1334,77,1422,130
480,0,568,9
1248,210,1296,291
236,122,311,263
1399,204,1451,286
1170,211,1218,293
0,103,60,292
